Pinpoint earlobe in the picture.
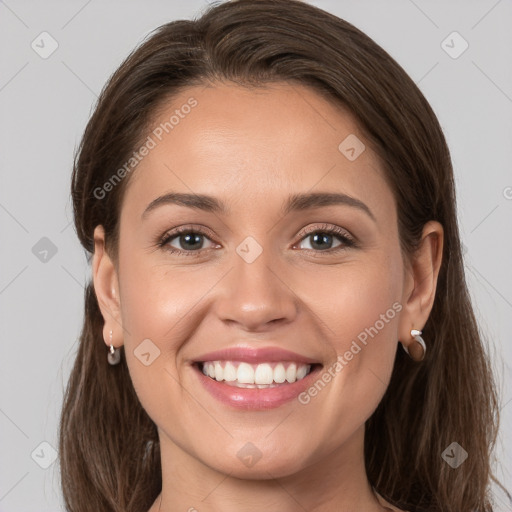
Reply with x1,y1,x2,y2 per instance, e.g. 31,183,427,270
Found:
398,221,444,360
92,225,123,348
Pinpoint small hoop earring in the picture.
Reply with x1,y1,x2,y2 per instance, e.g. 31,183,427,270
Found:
402,328,426,361
107,329,121,365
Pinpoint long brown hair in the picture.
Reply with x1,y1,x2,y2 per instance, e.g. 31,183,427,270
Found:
59,1,503,510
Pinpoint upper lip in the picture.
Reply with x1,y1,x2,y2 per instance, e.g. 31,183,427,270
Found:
193,346,321,365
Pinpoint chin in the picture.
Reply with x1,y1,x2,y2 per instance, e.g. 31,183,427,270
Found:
200,444,314,480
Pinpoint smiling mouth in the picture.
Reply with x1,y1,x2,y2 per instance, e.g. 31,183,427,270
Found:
196,361,319,388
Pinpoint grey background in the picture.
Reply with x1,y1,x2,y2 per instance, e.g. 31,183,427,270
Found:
1,0,511,510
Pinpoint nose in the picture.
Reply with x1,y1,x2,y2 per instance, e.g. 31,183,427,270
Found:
212,243,298,333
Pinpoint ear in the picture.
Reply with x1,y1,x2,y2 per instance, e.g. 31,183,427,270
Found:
92,225,123,348
398,221,444,360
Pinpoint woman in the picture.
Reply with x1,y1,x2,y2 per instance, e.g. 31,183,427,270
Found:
59,1,503,510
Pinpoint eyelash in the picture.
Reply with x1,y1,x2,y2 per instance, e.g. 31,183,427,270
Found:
156,223,356,257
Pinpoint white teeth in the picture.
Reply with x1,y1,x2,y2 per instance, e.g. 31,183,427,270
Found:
214,361,223,381
254,363,273,385
200,361,312,386
296,364,308,380
223,361,237,382
237,363,254,384
286,363,297,383
273,363,286,383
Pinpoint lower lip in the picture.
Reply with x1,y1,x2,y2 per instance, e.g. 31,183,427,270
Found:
193,364,322,410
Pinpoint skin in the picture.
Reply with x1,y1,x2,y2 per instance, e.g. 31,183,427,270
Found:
93,82,443,512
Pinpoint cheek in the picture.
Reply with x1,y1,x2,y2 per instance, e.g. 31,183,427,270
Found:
117,246,209,346
297,251,403,406
115,254,200,432
115,249,187,388
336,256,402,359
333,270,401,351
115,248,228,410
302,249,403,349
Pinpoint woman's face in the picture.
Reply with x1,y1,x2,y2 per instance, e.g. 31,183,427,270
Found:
99,82,412,478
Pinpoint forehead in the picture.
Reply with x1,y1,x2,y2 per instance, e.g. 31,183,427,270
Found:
121,82,395,225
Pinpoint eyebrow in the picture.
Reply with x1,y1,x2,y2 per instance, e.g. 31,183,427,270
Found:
141,191,376,222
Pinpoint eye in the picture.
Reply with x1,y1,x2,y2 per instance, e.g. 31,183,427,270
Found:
295,224,355,253
158,226,217,256
156,223,356,257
